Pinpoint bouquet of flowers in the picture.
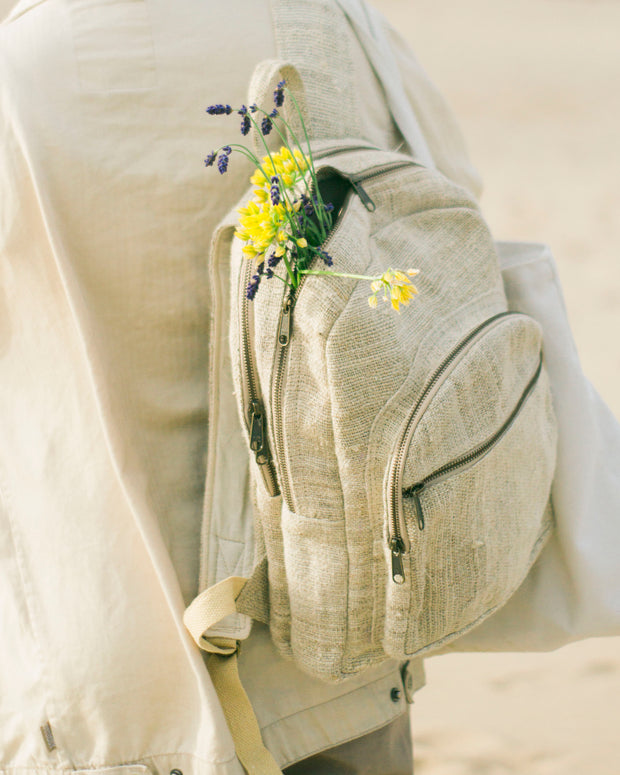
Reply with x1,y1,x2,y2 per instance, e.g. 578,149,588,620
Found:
204,80,419,312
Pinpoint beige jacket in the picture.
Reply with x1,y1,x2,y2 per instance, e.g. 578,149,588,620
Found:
0,1,479,772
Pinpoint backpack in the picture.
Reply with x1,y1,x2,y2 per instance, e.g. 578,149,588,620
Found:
179,5,560,772
226,134,557,682
181,0,559,687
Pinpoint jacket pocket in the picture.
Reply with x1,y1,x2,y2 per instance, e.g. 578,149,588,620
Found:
383,312,557,658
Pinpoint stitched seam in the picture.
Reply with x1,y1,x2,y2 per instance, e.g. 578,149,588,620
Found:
258,665,400,731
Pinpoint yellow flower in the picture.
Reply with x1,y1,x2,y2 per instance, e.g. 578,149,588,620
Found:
242,244,261,260
250,169,267,188
233,145,317,280
367,268,419,312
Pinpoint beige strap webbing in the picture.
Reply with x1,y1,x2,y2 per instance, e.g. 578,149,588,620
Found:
184,577,283,775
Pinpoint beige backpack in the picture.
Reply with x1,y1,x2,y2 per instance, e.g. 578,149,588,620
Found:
228,136,557,682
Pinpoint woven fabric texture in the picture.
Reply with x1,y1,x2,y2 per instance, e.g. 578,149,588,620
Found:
229,141,557,681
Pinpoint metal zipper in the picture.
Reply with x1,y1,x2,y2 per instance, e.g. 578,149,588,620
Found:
387,312,539,583
269,158,419,510
239,258,280,496
401,352,543,528
270,287,297,508
313,159,419,213
347,160,420,211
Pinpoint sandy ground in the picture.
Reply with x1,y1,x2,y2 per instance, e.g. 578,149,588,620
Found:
2,1,619,772
373,2,620,773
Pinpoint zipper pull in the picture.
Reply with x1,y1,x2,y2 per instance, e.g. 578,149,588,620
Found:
348,176,376,212
249,400,267,461
277,293,294,346
390,537,406,584
409,484,425,530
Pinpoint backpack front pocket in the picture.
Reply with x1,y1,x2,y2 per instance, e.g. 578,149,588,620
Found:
281,502,349,680
383,312,557,658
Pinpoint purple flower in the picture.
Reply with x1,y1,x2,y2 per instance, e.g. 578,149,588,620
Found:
318,249,334,267
261,116,273,135
204,151,217,167
301,194,315,217
217,147,231,174
264,251,282,280
240,115,251,135
267,251,282,269
270,176,280,205
273,79,286,107
206,104,233,115
246,272,262,300
249,104,258,113
269,108,278,118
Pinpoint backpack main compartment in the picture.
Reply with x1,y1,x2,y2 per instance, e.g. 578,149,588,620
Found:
230,143,557,682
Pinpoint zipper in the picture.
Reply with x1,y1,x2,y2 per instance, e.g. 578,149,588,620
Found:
313,159,419,213
239,258,280,496
347,160,419,211
268,158,418,510
237,155,418,503
386,312,541,584
270,287,298,508
402,352,543,524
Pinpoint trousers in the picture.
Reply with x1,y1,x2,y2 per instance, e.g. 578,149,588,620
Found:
283,712,413,775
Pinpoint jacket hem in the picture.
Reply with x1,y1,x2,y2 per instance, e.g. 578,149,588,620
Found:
261,660,425,768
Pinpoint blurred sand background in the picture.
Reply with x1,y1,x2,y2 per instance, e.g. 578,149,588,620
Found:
372,2,620,773
2,1,618,773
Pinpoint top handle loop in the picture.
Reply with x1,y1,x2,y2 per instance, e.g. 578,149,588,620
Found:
247,59,309,160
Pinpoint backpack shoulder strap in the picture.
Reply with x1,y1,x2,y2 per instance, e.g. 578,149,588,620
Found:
270,0,435,166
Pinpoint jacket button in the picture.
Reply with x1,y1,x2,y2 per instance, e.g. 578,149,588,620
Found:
390,687,401,702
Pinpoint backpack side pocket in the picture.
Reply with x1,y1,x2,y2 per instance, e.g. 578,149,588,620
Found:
383,313,557,658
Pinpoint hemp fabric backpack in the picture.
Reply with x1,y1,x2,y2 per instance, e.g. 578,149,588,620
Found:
196,36,558,687
225,136,556,682
183,1,557,691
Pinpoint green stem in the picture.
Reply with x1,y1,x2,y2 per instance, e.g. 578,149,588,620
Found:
251,108,312,193
245,114,301,285
224,143,263,170
251,106,332,242
283,88,332,241
285,89,316,178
